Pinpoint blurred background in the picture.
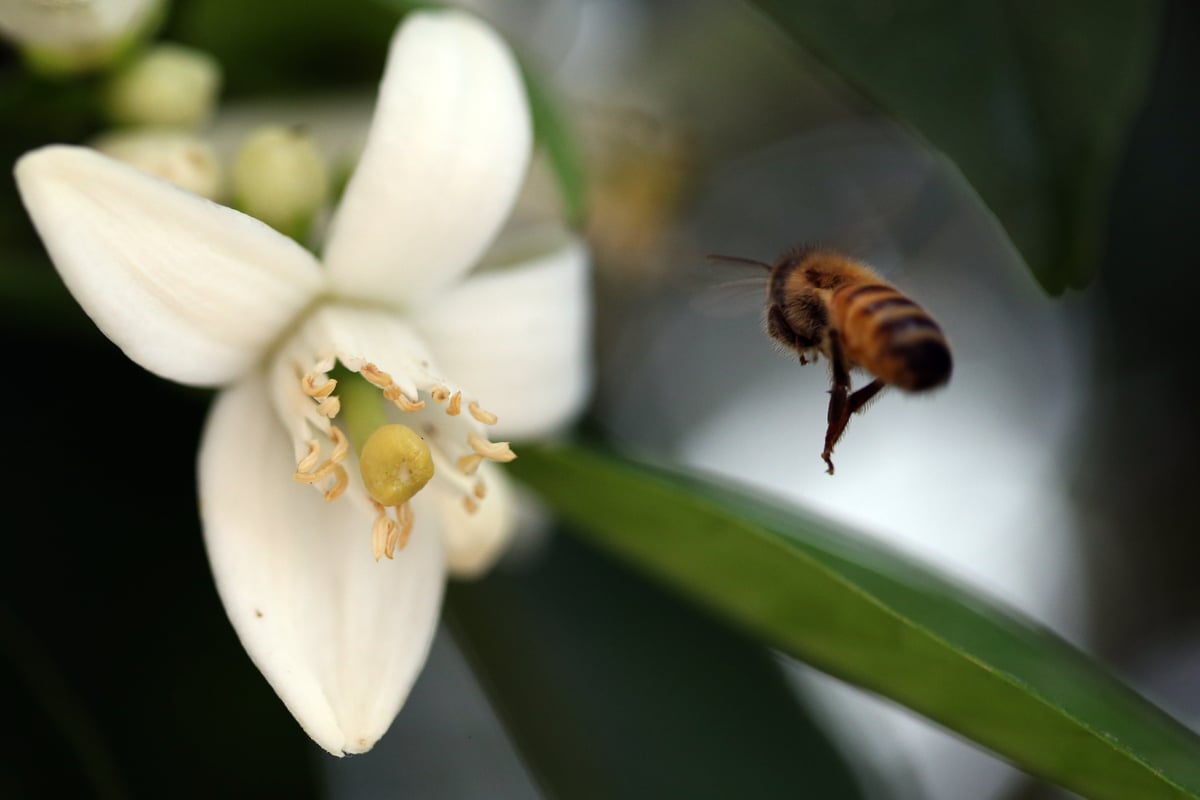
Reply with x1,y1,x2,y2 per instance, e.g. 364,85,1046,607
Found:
2,0,1197,798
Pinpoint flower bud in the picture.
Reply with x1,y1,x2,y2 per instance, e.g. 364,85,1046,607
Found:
0,0,163,75
105,43,221,128
92,129,222,199
231,125,331,240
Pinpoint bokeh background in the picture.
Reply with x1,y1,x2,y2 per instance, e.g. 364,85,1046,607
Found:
3,1,1198,798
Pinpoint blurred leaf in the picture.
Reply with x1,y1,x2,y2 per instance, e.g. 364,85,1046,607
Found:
448,532,867,800
511,442,1200,800
522,63,588,227
748,1,1161,294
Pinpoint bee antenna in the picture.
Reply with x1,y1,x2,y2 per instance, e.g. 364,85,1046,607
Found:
706,253,772,271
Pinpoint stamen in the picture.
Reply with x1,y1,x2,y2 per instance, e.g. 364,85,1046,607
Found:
296,439,321,473
371,503,394,561
456,453,484,475
360,362,391,388
302,373,337,398
468,401,498,425
446,391,462,416
383,384,425,412
324,465,348,501
463,496,479,514
293,459,341,484
329,426,350,462
430,385,451,403
315,396,341,418
473,480,487,500
467,431,517,462
396,502,414,551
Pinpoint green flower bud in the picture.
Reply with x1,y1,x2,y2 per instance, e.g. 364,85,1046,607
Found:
231,126,331,240
105,43,221,128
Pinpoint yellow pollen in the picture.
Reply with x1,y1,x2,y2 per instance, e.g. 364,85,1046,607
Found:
467,431,516,462
468,401,498,425
446,391,462,416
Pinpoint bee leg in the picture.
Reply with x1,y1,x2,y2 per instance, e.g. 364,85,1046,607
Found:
767,305,816,365
848,379,886,415
821,332,853,475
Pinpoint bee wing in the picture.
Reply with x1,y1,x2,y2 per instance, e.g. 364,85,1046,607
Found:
672,251,769,317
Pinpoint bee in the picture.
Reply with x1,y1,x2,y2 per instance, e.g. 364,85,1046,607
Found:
707,247,952,474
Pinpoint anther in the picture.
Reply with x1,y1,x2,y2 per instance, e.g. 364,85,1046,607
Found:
324,465,348,501
446,391,462,416
430,385,451,403
293,459,341,484
396,502,414,552
467,431,516,462
463,496,479,514
468,401,498,425
384,384,425,411
329,427,350,462
360,363,392,388
296,439,321,473
316,396,341,417
370,505,394,561
302,373,337,398
473,480,486,499
457,453,484,475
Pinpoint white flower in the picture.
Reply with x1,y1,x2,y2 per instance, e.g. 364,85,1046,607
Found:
14,9,590,755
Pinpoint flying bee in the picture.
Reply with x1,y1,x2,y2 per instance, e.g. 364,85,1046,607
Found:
707,247,952,474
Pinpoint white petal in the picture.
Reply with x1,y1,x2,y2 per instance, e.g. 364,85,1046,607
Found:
413,230,591,440
430,460,517,578
321,10,532,305
15,146,325,386
198,375,445,755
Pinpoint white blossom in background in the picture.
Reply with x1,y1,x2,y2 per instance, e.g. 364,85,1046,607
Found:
0,0,162,71
15,9,590,756
91,128,222,199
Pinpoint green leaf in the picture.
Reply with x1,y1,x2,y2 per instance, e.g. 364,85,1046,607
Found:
747,1,1162,294
510,442,1200,800
448,532,867,800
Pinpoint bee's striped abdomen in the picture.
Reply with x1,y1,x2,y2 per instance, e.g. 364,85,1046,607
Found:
833,283,951,391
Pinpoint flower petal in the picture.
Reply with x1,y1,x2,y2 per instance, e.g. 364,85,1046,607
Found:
321,10,532,304
199,374,445,755
428,459,518,578
15,145,324,386
413,229,591,440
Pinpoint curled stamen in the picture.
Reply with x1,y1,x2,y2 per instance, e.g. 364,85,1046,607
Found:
293,459,341,484
430,385,451,403
396,502,414,552
446,391,462,416
296,439,321,473
329,426,350,463
324,465,348,501
473,480,487,500
360,363,392,388
371,505,394,561
463,496,479,514
467,431,516,462
384,384,425,411
302,373,337,398
456,453,484,475
315,396,341,418
468,401,498,425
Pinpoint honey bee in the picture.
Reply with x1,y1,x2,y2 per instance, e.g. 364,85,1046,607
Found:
707,247,952,474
